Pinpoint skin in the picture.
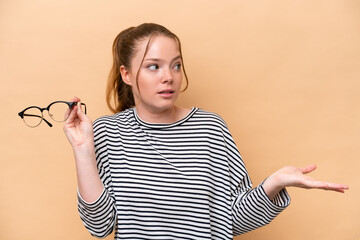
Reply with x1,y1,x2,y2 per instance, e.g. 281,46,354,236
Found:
64,36,348,203
64,97,103,202
120,36,190,123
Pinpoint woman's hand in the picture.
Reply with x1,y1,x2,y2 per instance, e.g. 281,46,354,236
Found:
63,97,94,149
262,164,349,200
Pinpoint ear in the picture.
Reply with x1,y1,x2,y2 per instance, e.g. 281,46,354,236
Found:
120,65,132,86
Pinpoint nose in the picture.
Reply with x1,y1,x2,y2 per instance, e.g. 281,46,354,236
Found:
161,68,173,84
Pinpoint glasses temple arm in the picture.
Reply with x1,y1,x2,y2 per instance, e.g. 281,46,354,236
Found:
21,113,53,127
81,103,87,114
70,102,87,115
42,117,53,127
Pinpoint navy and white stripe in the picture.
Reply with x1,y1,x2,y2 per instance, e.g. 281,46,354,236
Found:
77,107,290,239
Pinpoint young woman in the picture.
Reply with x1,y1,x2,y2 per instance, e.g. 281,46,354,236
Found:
63,23,348,239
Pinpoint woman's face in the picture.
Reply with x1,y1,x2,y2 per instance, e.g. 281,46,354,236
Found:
122,36,183,114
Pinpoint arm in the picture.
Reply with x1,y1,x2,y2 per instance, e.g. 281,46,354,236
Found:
64,97,116,237
231,164,348,235
63,97,104,202
231,167,291,235
222,128,291,235
216,115,348,235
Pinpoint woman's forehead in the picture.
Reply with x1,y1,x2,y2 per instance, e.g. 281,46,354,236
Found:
134,36,180,61
140,36,179,53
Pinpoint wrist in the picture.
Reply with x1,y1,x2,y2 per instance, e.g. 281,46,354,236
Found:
72,139,94,152
72,142,95,162
262,173,285,200
269,171,287,190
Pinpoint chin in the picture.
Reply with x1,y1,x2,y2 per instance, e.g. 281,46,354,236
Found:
154,103,177,112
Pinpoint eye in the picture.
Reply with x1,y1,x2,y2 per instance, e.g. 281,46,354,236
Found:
173,63,182,71
147,64,159,70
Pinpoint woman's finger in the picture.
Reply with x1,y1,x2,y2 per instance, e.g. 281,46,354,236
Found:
299,164,317,174
71,96,80,103
65,97,82,123
65,105,78,124
303,178,349,192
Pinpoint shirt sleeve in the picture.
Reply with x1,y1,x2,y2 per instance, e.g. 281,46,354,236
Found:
231,177,290,235
77,117,117,238
220,120,291,236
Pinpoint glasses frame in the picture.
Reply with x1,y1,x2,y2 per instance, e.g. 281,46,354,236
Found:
18,101,87,128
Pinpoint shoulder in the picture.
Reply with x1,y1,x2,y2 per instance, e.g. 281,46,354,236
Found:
93,113,117,130
193,108,229,129
93,108,134,131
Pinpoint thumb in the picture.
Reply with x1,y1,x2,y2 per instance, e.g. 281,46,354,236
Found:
300,164,317,174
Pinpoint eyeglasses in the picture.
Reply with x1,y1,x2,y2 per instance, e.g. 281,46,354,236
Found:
18,101,87,128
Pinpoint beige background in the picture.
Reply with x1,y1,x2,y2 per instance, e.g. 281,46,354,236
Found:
1,0,359,239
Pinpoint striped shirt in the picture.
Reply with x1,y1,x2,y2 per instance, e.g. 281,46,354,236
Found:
77,107,290,239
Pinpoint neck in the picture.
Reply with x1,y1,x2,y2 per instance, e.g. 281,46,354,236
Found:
135,105,187,124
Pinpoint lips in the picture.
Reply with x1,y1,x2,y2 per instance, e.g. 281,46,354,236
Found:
158,89,174,94
158,89,175,98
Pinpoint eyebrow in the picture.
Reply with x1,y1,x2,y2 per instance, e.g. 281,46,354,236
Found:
144,55,182,63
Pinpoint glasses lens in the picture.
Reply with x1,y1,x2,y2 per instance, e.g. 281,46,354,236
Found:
49,102,70,122
23,107,43,127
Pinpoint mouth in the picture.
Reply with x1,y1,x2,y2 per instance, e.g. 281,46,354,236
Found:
158,89,175,98
158,90,174,94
